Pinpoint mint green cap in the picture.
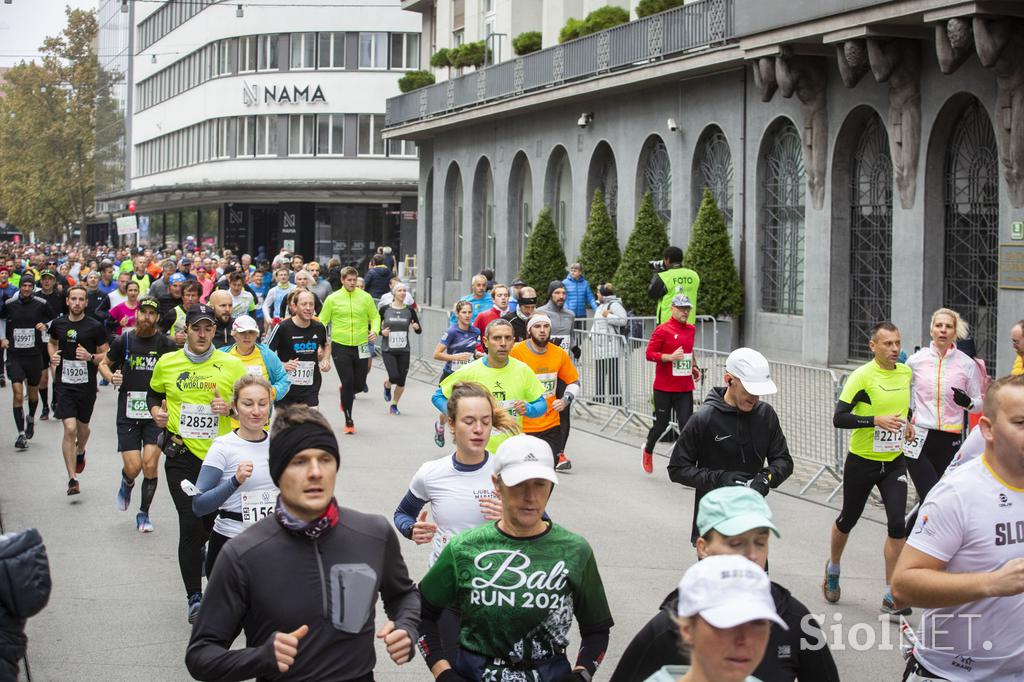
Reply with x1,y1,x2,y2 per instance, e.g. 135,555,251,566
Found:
697,486,780,538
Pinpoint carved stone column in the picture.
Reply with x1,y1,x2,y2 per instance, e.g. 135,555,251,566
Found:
867,38,921,209
974,16,1024,208
776,49,829,210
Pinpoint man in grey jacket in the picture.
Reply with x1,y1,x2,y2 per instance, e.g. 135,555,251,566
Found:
186,405,419,682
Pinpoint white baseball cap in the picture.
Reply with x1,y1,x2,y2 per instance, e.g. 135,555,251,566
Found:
492,435,559,487
677,554,787,629
725,347,777,396
231,315,259,333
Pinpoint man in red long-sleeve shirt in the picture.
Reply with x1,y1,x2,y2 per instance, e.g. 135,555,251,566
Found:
473,283,510,337
641,295,701,474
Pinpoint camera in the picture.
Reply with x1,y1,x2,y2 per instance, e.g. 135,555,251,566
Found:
648,259,665,272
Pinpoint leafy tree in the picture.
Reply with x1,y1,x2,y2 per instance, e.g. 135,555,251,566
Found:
613,191,669,314
578,189,621,289
518,206,568,305
559,18,585,43
430,48,452,69
398,70,436,93
0,7,99,241
450,41,490,69
683,189,744,317
512,31,542,56
636,0,686,18
582,5,630,35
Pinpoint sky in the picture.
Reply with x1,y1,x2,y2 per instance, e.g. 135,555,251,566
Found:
0,0,96,68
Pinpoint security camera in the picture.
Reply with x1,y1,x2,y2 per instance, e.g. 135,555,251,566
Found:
667,118,679,132
577,113,593,128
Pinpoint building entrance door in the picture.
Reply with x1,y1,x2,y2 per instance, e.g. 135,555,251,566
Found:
250,206,280,257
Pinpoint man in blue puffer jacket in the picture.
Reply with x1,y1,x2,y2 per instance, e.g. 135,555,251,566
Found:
0,528,51,682
563,263,597,321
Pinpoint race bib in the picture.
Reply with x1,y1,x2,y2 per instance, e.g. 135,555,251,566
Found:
538,372,557,398
61,359,88,384
289,360,315,386
449,359,468,371
358,343,371,359
240,490,276,526
13,328,35,349
179,403,219,440
559,336,571,351
245,364,264,377
389,331,408,349
903,429,927,460
672,353,693,377
500,399,519,417
40,330,50,344
873,426,904,454
126,391,150,419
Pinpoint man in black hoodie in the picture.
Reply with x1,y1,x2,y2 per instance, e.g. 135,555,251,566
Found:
668,347,793,544
0,528,51,682
186,405,419,682
609,487,838,682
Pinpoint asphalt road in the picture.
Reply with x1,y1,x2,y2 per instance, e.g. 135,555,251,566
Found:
0,366,909,681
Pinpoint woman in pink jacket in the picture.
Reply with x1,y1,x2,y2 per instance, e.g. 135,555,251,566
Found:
905,307,984,533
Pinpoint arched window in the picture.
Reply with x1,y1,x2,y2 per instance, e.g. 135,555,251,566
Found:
445,164,464,280
545,147,573,246
639,136,671,227
508,153,533,275
944,100,998,369
760,120,805,315
694,126,733,234
473,159,495,272
587,141,618,228
848,115,893,360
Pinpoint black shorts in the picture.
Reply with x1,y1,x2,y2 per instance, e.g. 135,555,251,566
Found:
836,453,908,539
116,416,163,452
55,387,97,423
5,356,43,386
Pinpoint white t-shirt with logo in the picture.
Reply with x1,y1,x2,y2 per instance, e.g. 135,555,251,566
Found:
408,453,497,565
908,456,1024,680
945,426,985,475
203,431,276,538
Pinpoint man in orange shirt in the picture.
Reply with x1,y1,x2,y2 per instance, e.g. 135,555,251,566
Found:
509,313,580,471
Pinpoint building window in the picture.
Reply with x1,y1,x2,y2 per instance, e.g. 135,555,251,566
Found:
258,35,278,71
388,139,418,157
452,0,465,30
288,114,316,156
217,38,236,76
318,32,345,69
357,114,385,156
640,136,672,228
237,116,255,157
290,32,316,70
255,115,278,156
359,33,388,69
215,118,231,159
695,126,734,234
317,114,344,155
390,33,420,70
760,120,806,315
239,35,257,73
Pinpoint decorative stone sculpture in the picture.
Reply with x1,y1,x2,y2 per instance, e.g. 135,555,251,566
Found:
776,49,829,209
935,17,974,74
837,40,870,88
752,56,777,102
973,16,1024,208
867,38,921,209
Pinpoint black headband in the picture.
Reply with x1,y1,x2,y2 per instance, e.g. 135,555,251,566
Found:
518,296,537,306
269,422,340,485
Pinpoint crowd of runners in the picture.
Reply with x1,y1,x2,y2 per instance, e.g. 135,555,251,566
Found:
1,239,1023,682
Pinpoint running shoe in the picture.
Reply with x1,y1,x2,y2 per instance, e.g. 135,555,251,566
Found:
881,592,911,617
99,378,109,387
389,404,400,416
67,478,80,496
822,562,841,604
187,592,202,624
384,382,392,402
434,421,445,448
14,434,27,450
75,451,86,474
343,420,356,435
641,446,653,474
39,408,49,421
136,512,154,533
555,453,572,471
116,480,132,511
24,419,34,440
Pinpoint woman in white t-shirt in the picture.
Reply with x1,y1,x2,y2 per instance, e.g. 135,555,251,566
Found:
392,380,519,660
191,374,277,576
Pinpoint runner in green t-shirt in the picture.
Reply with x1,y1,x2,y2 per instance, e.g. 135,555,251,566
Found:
417,434,614,682
147,303,246,624
824,321,913,617
432,318,547,452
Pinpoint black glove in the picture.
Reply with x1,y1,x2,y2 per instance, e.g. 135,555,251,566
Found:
716,470,752,487
951,387,973,410
438,669,471,682
746,470,772,496
571,345,582,361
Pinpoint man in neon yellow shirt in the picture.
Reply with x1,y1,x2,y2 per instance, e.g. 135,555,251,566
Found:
319,266,380,434
148,304,246,624
1011,320,1024,375
432,318,547,452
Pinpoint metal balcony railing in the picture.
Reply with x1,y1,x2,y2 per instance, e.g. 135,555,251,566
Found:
385,0,735,128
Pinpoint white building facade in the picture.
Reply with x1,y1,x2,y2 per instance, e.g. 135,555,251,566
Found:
96,0,422,265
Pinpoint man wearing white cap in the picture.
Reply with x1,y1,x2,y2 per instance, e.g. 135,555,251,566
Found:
510,313,581,470
643,554,786,682
417,434,614,682
668,347,793,543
